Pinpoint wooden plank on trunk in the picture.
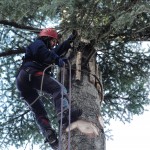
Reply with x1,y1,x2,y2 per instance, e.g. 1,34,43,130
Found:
76,51,82,81
89,56,96,85
96,64,104,101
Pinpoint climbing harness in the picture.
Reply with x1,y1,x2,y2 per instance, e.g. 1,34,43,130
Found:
25,64,53,108
25,61,72,150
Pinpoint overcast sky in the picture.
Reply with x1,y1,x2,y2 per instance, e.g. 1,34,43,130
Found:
107,105,150,150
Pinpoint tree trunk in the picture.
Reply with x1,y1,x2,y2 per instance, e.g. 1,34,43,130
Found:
61,72,105,150
57,40,106,150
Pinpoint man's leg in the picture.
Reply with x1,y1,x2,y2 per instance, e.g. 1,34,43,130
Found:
32,74,82,128
16,69,58,148
20,89,58,148
32,74,69,114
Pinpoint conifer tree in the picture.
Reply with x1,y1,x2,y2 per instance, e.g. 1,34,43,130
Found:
0,0,150,149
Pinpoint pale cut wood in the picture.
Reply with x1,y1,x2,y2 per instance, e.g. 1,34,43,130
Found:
89,56,96,85
66,119,99,138
96,64,103,101
75,51,82,81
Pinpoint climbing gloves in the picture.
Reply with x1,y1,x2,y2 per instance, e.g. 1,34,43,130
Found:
50,50,67,67
55,57,65,67
55,57,68,67
55,57,69,67
68,29,78,43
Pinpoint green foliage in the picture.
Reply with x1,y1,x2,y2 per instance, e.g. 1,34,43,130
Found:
99,41,150,122
0,0,150,149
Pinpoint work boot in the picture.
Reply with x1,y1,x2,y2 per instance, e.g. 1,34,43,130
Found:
35,116,58,149
44,128,58,149
57,108,82,129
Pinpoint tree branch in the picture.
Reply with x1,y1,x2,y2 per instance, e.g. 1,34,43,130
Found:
0,20,40,33
0,48,25,57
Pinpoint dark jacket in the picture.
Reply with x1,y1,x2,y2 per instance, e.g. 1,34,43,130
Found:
23,39,71,71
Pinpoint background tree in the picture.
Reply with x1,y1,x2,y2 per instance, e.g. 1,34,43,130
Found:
0,0,150,149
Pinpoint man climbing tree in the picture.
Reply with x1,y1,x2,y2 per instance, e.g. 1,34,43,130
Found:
16,28,82,149
0,1,150,150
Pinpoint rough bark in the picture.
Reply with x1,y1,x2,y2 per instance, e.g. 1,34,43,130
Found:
57,40,106,149
61,72,105,150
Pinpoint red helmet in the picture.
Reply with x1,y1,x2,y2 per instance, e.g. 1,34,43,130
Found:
39,28,58,39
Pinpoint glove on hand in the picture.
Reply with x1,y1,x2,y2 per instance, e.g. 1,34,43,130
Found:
51,51,59,60
55,57,65,67
62,58,68,63
68,29,78,42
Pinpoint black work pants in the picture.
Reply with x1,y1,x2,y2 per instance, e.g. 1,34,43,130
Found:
16,69,69,120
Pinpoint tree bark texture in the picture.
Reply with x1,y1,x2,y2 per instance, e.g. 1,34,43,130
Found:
61,73,105,150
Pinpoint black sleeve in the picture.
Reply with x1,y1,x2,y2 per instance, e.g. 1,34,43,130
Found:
30,40,59,64
53,40,71,56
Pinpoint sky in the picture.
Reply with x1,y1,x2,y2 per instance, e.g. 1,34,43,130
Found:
106,106,150,150
106,42,150,150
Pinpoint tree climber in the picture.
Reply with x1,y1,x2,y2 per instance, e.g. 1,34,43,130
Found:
16,28,82,149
